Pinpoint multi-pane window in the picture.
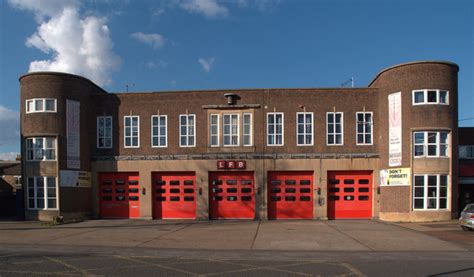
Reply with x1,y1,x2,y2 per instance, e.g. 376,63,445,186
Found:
26,137,56,161
356,112,373,145
243,113,252,146
124,116,139,148
210,114,219,147
267,112,284,146
97,116,112,148
151,115,167,147
180,114,196,147
223,114,239,146
412,89,449,105
413,131,448,157
459,145,474,159
27,176,57,210
26,98,57,113
413,174,448,210
296,112,313,146
327,112,343,145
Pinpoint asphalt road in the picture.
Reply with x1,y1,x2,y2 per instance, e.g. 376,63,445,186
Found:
0,219,473,276
0,245,474,276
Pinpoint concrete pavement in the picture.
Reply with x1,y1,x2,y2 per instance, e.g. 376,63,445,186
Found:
0,219,469,252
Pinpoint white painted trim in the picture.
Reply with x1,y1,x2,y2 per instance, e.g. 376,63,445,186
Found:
412,89,450,105
124,115,140,148
25,98,57,113
266,112,284,146
242,113,253,146
151,115,168,148
355,111,373,146
97,116,113,149
179,114,196,147
326,112,343,146
296,112,314,146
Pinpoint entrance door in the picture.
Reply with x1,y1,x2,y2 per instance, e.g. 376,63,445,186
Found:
209,172,254,219
99,172,140,218
152,172,196,219
268,171,313,219
327,171,372,219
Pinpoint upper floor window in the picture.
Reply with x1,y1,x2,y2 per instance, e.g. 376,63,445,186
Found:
413,174,448,210
180,114,196,147
27,176,57,210
26,137,56,161
124,116,139,148
26,98,57,113
267,112,284,146
459,145,474,159
151,115,167,147
412,89,449,105
413,131,448,157
210,114,219,147
356,112,373,145
327,112,343,145
296,112,313,146
242,113,252,146
223,114,239,146
97,116,112,149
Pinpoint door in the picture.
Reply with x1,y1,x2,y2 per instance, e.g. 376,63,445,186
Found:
209,171,255,219
99,172,140,218
268,171,313,219
327,171,372,219
152,172,196,219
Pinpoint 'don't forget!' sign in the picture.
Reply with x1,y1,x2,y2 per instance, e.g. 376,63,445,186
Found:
380,168,411,186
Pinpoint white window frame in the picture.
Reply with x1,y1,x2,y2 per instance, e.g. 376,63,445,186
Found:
267,112,284,146
209,114,220,147
223,114,240,147
124,115,140,148
296,112,313,146
242,113,253,147
356,112,373,145
97,116,113,149
26,137,56,161
151,115,167,148
413,174,449,210
413,131,449,158
27,176,58,210
326,112,344,146
412,89,449,105
179,114,196,147
26,98,57,113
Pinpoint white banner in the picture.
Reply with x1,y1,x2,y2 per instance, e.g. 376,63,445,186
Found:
388,92,402,167
60,170,91,187
67,99,80,169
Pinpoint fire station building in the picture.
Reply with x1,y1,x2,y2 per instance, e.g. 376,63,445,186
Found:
19,60,460,222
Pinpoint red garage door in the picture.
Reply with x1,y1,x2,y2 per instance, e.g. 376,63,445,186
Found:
268,171,313,219
152,172,196,219
99,172,140,219
209,172,254,219
327,171,372,219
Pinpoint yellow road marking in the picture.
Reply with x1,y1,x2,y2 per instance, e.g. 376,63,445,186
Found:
43,256,100,277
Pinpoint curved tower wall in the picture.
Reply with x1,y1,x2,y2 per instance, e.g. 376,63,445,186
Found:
371,61,458,221
20,72,101,220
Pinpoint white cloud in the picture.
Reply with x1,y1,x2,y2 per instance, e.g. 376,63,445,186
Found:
198,57,215,72
131,32,166,49
8,0,79,21
0,152,20,161
179,0,228,18
0,106,20,148
237,0,281,12
9,0,121,87
145,59,168,69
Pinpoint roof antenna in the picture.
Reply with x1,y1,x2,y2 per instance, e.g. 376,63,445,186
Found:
125,83,135,92
341,77,354,88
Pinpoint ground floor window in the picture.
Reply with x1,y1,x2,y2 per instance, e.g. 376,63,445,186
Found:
413,174,448,210
27,176,57,210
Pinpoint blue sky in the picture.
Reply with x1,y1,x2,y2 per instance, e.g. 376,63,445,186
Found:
0,0,473,160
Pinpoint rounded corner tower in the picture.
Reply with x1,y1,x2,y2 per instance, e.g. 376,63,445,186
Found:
370,60,459,222
20,71,104,221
